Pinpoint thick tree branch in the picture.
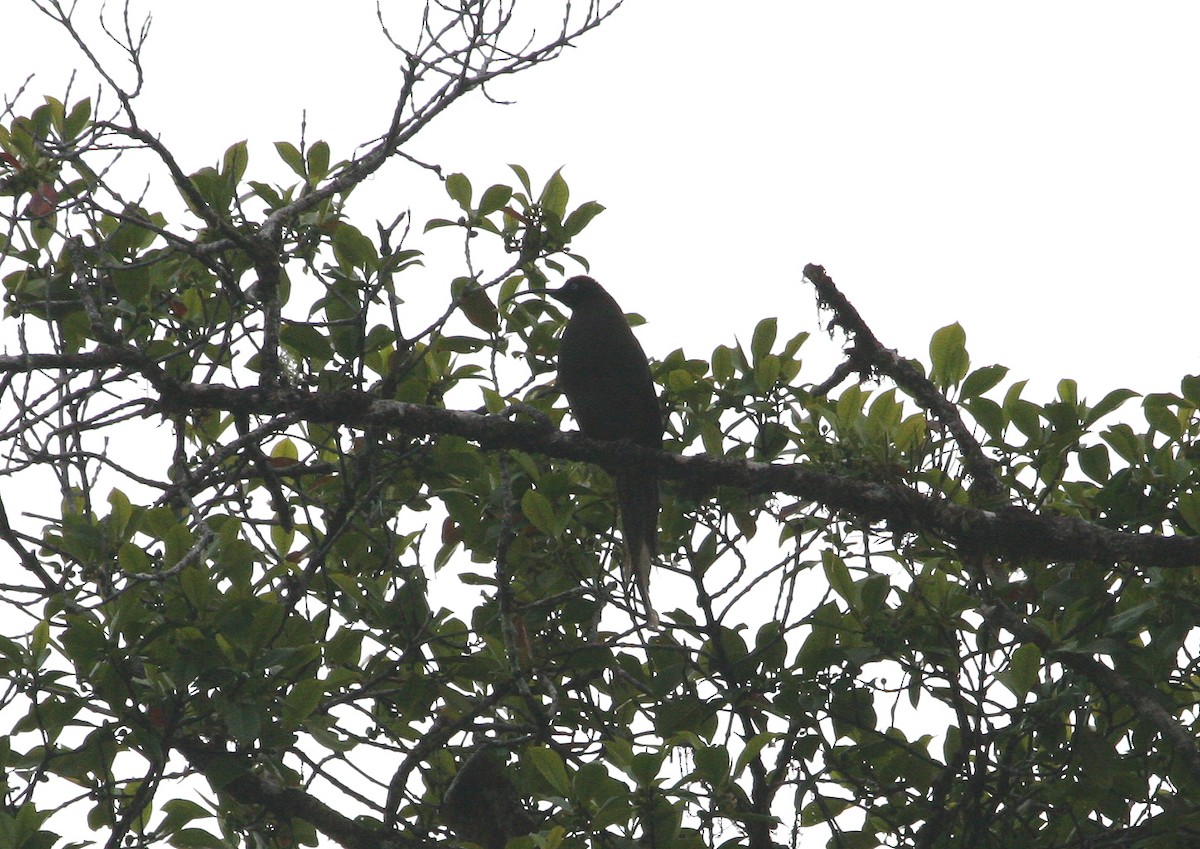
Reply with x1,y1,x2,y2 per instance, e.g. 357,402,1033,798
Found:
154,379,1200,571
0,347,150,372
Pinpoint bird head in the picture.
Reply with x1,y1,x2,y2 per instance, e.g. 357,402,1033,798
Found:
540,275,606,310
515,275,612,312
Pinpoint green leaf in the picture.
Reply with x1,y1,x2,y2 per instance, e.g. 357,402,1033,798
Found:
836,386,866,427
246,181,280,207
667,369,695,394
527,746,571,796
31,620,50,661
271,523,294,557
1077,444,1111,483
1182,375,1200,407
929,322,969,389
781,330,809,360
895,413,929,452
602,738,635,773
275,141,306,178
750,317,777,364
324,279,364,358
540,825,568,849
509,163,533,195
753,620,787,673
859,573,889,613
221,140,248,185
424,217,460,233
629,751,665,787
118,542,151,574
112,264,151,306
478,183,512,216
1083,388,1138,426
306,140,331,182
271,438,299,462
1001,643,1041,700
654,695,714,738
800,796,852,827
33,217,57,250
539,169,569,220
155,798,211,835
711,345,735,382
521,489,559,536
446,173,472,210
964,398,1004,440
280,322,333,364
1101,423,1142,465
573,762,627,806
282,679,325,729
834,830,885,849
829,688,875,739
333,222,378,271
563,201,605,237
822,551,857,607
733,732,777,778
43,96,65,134
1144,393,1184,439
325,628,363,667
170,827,228,848
65,97,92,140
754,354,781,394
218,698,262,744
107,487,133,540
693,746,730,786
1107,600,1159,635
1008,400,1043,440
1177,491,1200,534
865,389,899,433
960,364,1008,399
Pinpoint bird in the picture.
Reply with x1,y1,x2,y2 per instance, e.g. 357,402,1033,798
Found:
528,275,663,627
441,749,536,849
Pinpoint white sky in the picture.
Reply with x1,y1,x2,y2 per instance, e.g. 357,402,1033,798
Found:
5,1,1199,398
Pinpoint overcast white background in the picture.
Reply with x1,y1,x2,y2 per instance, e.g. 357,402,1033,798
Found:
5,1,1199,402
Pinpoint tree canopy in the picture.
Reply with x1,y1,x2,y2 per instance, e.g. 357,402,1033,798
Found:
3,3,1200,849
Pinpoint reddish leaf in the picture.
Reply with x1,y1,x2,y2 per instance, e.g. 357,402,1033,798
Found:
24,182,59,217
441,517,461,545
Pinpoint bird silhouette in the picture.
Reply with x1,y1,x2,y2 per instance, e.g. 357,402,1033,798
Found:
529,275,663,627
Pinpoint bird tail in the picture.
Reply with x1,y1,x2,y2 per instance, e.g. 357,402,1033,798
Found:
615,469,660,628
